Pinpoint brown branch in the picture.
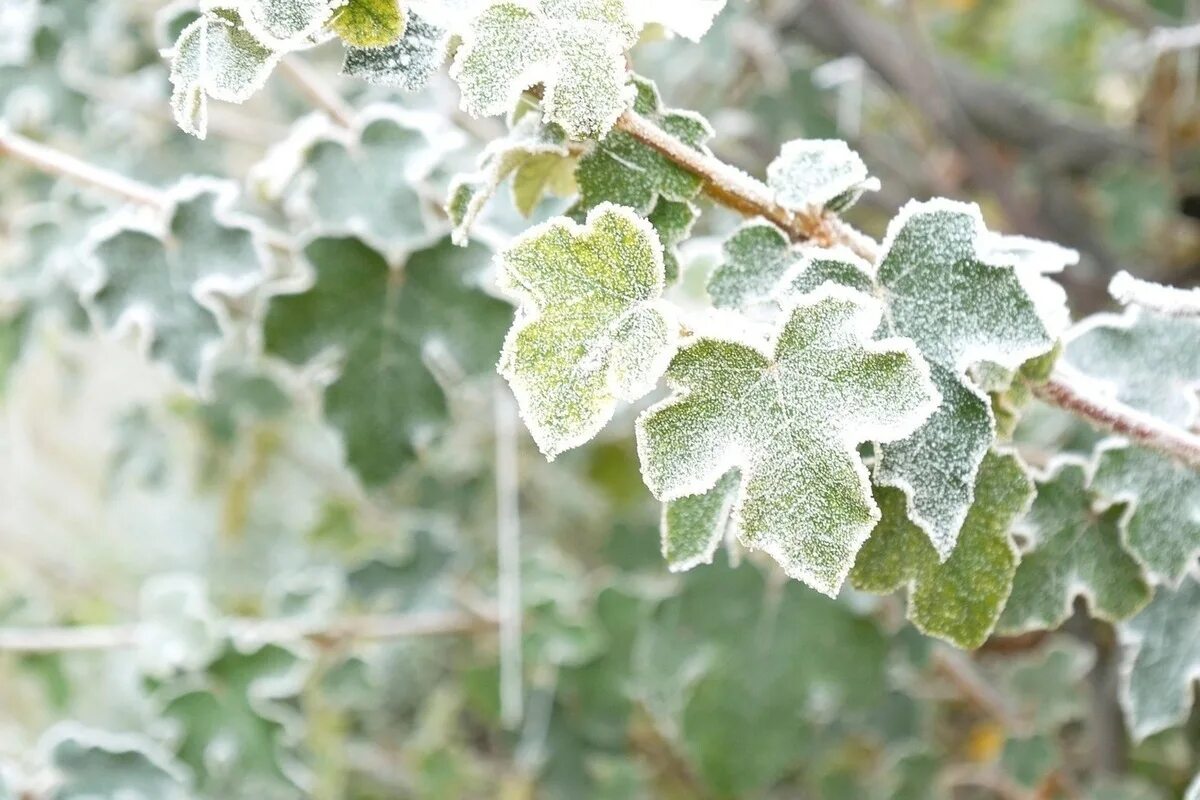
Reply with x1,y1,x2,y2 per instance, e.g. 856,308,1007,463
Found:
1033,372,1200,468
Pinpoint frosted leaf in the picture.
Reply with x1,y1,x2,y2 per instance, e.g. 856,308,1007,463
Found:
706,221,797,309
1117,572,1200,741
1110,271,1200,317
447,110,573,245
998,458,1151,634
636,286,939,596
646,198,697,283
498,204,676,457
84,180,273,388
168,8,280,139
260,107,442,258
330,0,405,47
448,0,639,139
238,0,340,47
41,725,190,800
766,139,878,211
1092,440,1200,584
137,574,225,679
661,469,738,572
633,0,726,41
1065,307,1200,427
265,236,509,484
873,199,1062,557
985,637,1095,731
342,9,449,90
850,450,1031,649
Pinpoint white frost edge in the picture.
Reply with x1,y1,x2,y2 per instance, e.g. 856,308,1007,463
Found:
660,470,739,573
766,138,874,211
38,722,192,790
497,202,674,460
1110,270,1200,318
631,0,727,42
635,283,940,597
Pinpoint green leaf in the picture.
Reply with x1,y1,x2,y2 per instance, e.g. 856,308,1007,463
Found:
85,180,272,387
872,200,1062,557
637,285,938,595
330,0,405,48
264,236,509,484
850,450,1031,649
766,139,878,210
985,636,1094,732
1117,572,1200,741
42,725,190,800
998,458,1151,634
706,221,797,309
168,9,279,139
342,10,449,90
660,468,738,572
498,204,677,458
1091,440,1200,584
645,197,697,283
1065,306,1200,428
448,0,638,139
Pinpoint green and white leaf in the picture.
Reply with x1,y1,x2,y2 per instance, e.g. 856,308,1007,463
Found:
168,8,280,139
660,468,739,572
84,180,273,388
1091,439,1200,585
448,0,638,139
265,236,510,484
1109,270,1200,318
637,285,938,596
329,0,405,47
767,139,878,211
873,199,1063,557
998,458,1151,634
41,724,190,800
136,573,225,679
850,450,1031,649
342,9,448,90
1117,571,1200,741
498,204,677,458
646,197,698,283
238,0,341,47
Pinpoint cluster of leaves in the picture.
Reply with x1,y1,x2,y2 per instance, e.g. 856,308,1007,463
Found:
2,0,1200,797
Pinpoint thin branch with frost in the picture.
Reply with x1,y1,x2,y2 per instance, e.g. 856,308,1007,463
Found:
0,608,498,654
1109,271,1200,317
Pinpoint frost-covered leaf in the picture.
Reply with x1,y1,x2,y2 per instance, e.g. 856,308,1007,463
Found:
1117,572,1200,741
1091,440,1200,584
265,236,509,484
850,450,1031,649
136,574,224,680
873,200,1062,557
259,107,443,258
448,0,638,139
330,0,405,48
168,9,279,139
499,204,676,458
766,139,878,211
998,459,1151,634
645,197,696,283
660,468,738,572
84,180,272,388
342,9,448,90
447,110,573,245
42,724,190,800
1064,307,1200,427
637,286,938,595
984,637,1094,732
240,0,338,46
633,1,726,41
1109,271,1200,317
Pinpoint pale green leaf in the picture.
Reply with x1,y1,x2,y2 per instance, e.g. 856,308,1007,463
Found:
1117,572,1200,741
498,204,677,458
850,450,1031,649
240,0,339,46
706,221,796,309
873,199,1062,557
660,468,738,572
264,236,509,484
136,574,224,680
448,0,638,139
1092,439,1200,584
998,458,1151,634
984,636,1094,731
342,10,449,90
330,0,405,47
42,725,190,800
767,139,878,211
85,180,272,387
637,285,938,595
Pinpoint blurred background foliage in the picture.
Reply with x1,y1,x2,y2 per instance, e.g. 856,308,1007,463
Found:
1,0,1199,797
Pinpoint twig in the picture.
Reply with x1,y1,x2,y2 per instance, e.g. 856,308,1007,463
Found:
931,647,1022,731
277,56,356,129
0,609,497,654
1033,372,1200,468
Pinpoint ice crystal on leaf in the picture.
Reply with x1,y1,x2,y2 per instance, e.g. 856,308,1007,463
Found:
872,199,1063,557
997,458,1151,635
498,204,677,458
449,0,639,139
1117,572,1200,741
342,8,448,90
264,236,509,485
83,180,273,389
767,139,878,211
636,286,939,596
850,450,1031,649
